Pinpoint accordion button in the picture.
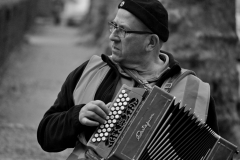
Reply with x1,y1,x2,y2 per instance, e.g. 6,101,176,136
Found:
121,98,125,102
116,98,120,102
92,138,96,142
110,124,114,127
97,138,101,142
121,90,126,93
95,134,99,138
109,112,112,116
105,124,109,128
100,125,104,128
118,102,122,106
106,116,110,120
118,110,122,114
104,132,108,136
119,94,123,98
102,137,106,141
100,133,104,137
121,106,125,110
112,119,117,123
126,97,130,101
102,128,106,132
116,107,120,110
108,120,112,124
97,129,102,133
123,102,127,106
110,115,115,119
124,93,128,97
113,111,117,115
107,128,111,132
111,107,115,111
114,103,118,106
115,115,120,119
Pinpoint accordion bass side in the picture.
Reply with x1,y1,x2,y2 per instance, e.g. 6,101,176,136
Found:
87,84,238,160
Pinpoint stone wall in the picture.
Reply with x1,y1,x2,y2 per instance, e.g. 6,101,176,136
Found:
0,0,38,68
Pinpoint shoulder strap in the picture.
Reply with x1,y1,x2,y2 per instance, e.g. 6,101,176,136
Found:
163,68,196,93
162,68,210,123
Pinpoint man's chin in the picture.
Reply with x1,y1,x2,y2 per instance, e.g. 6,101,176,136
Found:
111,53,121,63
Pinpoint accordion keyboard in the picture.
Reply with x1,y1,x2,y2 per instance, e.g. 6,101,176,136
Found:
87,84,147,158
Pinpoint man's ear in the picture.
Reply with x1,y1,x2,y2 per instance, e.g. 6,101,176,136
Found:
146,34,159,51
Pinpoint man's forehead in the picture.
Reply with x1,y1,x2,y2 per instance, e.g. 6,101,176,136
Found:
113,9,144,29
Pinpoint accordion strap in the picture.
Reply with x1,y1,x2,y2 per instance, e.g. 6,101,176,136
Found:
162,68,210,123
163,69,196,93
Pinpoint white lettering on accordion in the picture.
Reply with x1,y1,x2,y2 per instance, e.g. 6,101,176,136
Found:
136,114,154,141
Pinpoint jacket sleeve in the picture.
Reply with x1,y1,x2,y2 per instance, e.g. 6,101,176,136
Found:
37,61,89,152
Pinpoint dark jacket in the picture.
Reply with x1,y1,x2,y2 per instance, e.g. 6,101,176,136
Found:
37,53,219,152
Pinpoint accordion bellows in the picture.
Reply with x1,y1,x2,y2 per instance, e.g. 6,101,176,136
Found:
87,85,238,160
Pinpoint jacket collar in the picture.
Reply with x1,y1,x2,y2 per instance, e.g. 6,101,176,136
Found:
101,51,181,87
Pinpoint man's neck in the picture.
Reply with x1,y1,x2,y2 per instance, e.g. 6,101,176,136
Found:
123,53,169,81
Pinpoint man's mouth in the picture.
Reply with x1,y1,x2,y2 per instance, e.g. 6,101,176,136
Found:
112,46,119,51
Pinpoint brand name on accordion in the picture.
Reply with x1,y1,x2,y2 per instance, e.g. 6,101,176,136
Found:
136,114,155,141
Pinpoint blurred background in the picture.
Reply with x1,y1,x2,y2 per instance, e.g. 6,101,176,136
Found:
0,0,240,159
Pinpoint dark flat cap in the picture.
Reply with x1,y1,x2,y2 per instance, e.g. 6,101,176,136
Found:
118,0,169,42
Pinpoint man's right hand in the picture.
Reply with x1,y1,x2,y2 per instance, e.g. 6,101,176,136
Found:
79,100,111,127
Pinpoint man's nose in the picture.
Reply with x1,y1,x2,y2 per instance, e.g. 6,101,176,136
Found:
109,29,120,42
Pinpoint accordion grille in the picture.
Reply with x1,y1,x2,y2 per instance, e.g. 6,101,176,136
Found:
138,102,218,160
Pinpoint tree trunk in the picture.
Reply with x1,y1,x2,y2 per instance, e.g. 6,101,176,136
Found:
161,0,240,151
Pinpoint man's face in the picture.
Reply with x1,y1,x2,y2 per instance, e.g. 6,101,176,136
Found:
109,9,148,68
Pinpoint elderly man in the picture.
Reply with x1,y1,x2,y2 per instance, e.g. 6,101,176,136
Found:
37,0,219,159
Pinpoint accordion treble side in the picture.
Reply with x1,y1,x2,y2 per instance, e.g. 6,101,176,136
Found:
87,85,238,160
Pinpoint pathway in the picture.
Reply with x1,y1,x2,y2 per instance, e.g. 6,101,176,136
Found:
0,21,98,160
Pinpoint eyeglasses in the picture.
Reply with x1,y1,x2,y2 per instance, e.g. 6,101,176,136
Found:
108,21,153,38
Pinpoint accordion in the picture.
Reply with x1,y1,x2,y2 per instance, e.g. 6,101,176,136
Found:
86,84,238,160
